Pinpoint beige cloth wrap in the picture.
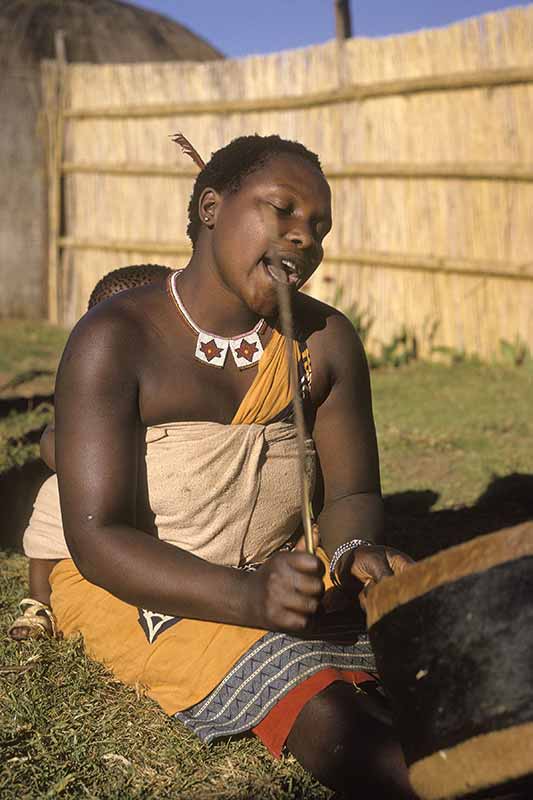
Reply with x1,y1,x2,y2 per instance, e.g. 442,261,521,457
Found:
23,419,314,566
22,473,64,560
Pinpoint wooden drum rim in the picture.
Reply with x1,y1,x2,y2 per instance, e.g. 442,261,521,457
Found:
409,721,533,800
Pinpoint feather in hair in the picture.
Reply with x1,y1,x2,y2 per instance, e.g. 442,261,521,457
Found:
169,133,206,171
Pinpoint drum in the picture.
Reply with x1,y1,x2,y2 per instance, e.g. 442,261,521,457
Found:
366,522,533,799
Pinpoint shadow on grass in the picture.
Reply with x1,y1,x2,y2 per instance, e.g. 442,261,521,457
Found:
384,472,533,559
0,393,54,417
0,460,52,550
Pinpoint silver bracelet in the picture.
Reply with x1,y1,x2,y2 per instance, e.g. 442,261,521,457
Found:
329,539,373,587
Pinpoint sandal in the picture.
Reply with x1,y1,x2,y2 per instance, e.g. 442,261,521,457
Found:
8,598,57,641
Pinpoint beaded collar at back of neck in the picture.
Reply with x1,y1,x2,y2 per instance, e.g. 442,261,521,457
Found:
168,270,266,370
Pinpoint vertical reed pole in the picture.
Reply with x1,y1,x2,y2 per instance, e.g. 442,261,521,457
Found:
334,0,352,40
331,1,352,304
46,30,66,324
43,61,59,323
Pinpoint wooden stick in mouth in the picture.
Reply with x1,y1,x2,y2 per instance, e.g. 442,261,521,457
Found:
270,266,315,556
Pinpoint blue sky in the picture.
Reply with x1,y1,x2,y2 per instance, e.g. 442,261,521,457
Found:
130,1,526,57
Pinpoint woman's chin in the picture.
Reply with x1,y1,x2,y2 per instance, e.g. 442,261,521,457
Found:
241,266,297,318
244,280,279,318
256,282,287,316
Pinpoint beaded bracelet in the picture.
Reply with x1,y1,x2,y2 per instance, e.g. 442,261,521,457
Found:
329,538,373,587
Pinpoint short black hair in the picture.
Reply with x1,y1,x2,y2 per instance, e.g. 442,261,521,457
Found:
187,134,323,246
88,264,172,309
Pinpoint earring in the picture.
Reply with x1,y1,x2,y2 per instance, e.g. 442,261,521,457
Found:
204,216,209,222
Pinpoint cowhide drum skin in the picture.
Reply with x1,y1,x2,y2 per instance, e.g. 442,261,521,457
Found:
366,522,533,800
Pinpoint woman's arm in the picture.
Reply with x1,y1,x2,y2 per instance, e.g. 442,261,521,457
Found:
311,312,412,589
55,305,322,633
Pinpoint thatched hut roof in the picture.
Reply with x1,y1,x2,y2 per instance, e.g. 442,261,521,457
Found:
0,0,222,318
1,0,223,67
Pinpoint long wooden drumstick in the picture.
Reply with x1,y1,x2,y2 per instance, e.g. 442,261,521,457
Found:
171,133,315,555
272,273,316,556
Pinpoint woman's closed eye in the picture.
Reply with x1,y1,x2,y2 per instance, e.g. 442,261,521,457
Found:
270,202,293,216
267,200,330,244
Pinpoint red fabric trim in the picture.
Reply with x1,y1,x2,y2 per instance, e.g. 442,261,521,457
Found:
251,668,375,759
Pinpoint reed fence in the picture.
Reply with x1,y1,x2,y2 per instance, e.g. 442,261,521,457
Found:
42,5,533,358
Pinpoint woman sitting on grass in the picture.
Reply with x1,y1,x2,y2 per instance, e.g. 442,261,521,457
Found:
17,135,415,797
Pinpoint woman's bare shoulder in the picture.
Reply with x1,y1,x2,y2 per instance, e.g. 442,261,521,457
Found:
63,284,163,360
295,291,369,403
56,287,161,394
295,291,363,351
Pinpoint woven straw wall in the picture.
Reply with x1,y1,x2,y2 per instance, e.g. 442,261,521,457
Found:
43,6,533,358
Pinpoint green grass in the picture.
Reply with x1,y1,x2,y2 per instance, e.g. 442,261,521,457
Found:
0,319,66,475
0,405,54,474
1,326,532,798
0,320,68,398
373,361,533,509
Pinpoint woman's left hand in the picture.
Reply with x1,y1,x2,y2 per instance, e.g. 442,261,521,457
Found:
345,545,414,610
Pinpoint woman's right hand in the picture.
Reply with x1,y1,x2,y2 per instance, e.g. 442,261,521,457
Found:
245,551,324,634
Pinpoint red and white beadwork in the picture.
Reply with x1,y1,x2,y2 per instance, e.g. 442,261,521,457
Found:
169,271,264,369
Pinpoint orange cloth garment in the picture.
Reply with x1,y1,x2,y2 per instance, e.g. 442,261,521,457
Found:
232,328,298,425
50,560,266,714
49,328,303,715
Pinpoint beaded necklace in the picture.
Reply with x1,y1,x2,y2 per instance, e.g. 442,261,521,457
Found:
168,270,265,369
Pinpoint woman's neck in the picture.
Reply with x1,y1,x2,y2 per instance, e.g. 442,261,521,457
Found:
177,248,262,337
